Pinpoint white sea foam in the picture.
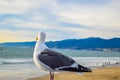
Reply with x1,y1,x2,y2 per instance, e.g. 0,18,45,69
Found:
73,57,120,67
0,58,33,65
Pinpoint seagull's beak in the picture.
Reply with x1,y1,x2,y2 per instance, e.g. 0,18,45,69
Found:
36,37,39,40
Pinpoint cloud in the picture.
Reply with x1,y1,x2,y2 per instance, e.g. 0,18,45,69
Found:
0,17,60,31
0,0,54,14
0,29,73,42
0,0,30,14
0,0,59,31
0,0,119,42
0,30,36,42
59,27,120,39
52,0,120,31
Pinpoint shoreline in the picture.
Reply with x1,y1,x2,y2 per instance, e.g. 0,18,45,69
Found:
28,66,120,80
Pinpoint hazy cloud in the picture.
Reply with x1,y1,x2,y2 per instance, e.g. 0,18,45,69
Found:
0,0,119,42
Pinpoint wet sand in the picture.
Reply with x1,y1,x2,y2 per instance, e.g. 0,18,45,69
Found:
0,69,47,80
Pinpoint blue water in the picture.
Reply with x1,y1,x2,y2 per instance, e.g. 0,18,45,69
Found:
0,47,119,80
0,47,120,69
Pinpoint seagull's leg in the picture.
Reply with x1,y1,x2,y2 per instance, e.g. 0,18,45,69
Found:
50,71,54,80
52,72,54,80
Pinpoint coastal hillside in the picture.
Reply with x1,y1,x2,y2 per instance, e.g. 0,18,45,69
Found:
0,37,120,51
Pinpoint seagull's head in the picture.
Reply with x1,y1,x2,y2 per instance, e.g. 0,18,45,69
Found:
36,31,46,43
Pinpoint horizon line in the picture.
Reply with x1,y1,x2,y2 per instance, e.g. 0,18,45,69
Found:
0,37,120,43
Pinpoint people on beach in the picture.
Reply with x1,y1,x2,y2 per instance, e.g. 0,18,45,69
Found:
102,61,120,67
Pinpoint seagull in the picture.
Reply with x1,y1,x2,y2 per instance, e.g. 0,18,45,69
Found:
33,31,92,80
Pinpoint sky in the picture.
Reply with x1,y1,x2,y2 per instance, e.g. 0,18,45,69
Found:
0,0,120,42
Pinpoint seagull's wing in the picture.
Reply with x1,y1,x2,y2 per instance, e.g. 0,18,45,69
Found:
38,49,75,70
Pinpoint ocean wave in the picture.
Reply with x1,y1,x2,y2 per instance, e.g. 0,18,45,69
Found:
1,61,32,64
0,58,33,65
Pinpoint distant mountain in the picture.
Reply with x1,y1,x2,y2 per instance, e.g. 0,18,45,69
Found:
0,37,120,50
46,37,120,49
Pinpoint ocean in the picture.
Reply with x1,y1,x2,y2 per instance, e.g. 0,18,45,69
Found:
0,47,120,80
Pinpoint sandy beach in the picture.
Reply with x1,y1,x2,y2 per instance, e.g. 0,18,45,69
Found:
28,66,120,80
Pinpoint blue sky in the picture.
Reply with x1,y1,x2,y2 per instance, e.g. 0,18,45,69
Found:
0,0,120,42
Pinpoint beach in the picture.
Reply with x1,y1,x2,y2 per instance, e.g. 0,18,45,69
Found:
0,47,120,80
0,63,48,80
28,66,120,80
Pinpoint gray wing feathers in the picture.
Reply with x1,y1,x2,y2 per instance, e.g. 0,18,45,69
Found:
38,49,75,69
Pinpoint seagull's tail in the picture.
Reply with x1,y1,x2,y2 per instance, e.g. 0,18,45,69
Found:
78,64,92,72
59,65,92,73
